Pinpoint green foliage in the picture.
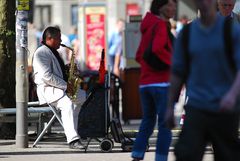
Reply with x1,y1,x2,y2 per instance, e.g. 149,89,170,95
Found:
0,1,16,107
0,28,15,38
0,0,16,140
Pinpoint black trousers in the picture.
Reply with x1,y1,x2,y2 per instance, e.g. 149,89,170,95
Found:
175,106,240,161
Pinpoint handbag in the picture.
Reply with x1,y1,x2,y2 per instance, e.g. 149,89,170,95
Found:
143,23,170,70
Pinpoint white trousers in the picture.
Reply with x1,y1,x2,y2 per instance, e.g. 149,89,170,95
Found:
52,89,86,143
53,89,86,143
53,95,81,143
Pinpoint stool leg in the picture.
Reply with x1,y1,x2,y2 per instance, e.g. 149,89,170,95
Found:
32,115,56,147
37,113,43,136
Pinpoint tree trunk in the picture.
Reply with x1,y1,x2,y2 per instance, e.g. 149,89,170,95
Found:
0,0,16,139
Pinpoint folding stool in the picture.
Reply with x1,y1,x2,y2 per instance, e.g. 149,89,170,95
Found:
32,103,63,147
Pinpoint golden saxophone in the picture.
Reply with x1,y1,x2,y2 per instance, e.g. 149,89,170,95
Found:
60,44,83,100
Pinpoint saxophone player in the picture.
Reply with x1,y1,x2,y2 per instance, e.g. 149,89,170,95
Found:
32,26,86,149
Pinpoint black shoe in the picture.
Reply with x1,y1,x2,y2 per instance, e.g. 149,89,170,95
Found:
69,139,85,149
132,157,141,161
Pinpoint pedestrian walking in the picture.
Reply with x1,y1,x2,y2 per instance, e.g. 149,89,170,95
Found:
131,0,176,161
108,19,125,76
165,0,240,161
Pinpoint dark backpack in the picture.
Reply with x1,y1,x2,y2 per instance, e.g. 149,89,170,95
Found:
181,18,236,78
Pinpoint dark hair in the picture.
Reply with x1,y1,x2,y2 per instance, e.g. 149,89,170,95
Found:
150,0,176,15
42,26,61,43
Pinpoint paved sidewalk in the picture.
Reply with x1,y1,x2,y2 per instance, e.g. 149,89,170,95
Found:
0,121,214,161
0,139,213,161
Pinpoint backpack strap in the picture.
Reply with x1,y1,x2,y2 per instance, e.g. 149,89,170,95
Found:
181,23,191,80
151,22,159,40
181,19,236,76
223,18,236,73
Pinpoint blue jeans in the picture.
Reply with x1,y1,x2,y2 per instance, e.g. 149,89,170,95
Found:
131,86,172,161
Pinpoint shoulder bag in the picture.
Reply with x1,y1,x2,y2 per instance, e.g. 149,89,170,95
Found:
142,23,170,70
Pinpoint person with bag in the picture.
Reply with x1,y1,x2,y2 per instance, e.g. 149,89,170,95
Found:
131,0,176,161
165,0,240,160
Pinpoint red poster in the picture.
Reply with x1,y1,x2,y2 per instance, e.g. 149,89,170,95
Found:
126,3,140,16
85,6,106,70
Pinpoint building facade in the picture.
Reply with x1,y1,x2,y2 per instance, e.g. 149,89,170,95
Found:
29,0,197,69
33,0,197,35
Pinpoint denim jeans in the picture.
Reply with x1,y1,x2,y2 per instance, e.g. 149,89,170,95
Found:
131,86,172,161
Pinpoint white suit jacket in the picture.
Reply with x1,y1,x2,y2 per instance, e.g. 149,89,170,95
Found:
32,45,67,105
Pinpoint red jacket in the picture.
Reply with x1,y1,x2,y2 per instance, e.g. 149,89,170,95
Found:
136,12,173,85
